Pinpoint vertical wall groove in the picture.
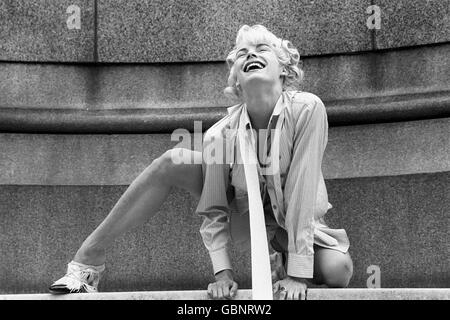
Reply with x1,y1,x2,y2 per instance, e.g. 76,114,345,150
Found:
93,0,98,62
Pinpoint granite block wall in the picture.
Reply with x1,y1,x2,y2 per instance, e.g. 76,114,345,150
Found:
0,0,448,294
1,0,449,62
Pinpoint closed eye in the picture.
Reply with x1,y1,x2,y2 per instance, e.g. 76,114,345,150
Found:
257,44,271,52
236,52,246,58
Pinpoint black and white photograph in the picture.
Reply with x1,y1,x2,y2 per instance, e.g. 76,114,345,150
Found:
0,0,449,311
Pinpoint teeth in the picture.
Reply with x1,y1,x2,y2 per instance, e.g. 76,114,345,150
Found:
245,62,264,72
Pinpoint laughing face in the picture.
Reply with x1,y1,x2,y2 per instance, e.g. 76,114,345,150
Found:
234,40,285,93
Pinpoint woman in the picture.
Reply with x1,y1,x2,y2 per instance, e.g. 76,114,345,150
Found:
49,25,353,300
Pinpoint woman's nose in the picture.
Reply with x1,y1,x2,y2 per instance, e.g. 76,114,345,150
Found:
246,51,257,59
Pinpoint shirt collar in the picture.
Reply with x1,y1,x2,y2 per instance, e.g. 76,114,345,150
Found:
242,104,252,130
227,104,241,115
272,92,287,116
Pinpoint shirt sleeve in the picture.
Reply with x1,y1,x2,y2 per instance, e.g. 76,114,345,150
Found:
196,131,233,275
283,94,328,278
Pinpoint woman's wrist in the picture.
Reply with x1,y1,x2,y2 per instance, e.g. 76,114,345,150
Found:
215,269,234,281
287,275,309,283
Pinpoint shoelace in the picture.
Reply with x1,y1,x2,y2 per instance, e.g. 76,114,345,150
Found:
70,269,93,282
63,268,98,292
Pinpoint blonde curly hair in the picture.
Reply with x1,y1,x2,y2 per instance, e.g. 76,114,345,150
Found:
224,25,303,100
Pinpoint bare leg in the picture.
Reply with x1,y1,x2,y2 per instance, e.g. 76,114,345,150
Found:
73,148,203,266
312,245,354,287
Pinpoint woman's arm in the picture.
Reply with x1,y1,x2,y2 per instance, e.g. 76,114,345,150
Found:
283,94,328,279
197,160,232,274
196,131,238,298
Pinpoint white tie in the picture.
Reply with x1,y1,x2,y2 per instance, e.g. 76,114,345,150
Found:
238,127,273,300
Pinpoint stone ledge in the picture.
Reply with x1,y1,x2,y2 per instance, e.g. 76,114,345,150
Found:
1,90,449,133
1,119,449,185
0,289,449,300
2,43,449,111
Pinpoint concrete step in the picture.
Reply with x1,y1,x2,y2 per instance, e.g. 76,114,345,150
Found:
0,289,449,300
1,44,449,118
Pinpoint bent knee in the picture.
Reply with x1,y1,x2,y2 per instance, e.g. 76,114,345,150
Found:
146,148,199,187
146,149,179,182
325,255,353,288
316,251,353,288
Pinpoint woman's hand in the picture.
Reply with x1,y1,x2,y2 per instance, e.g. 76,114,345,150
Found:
207,269,238,299
273,276,308,300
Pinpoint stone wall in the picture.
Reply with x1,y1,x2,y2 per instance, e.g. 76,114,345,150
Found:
0,0,449,293
1,0,449,62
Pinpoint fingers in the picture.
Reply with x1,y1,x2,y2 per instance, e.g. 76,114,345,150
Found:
273,283,307,300
230,282,238,298
286,289,295,300
280,287,305,300
207,281,238,300
222,284,230,298
273,281,289,300
207,283,221,299
272,281,280,294
293,288,301,300
207,283,213,298
217,286,224,299
278,288,287,300
271,271,277,283
299,287,306,300
210,279,305,301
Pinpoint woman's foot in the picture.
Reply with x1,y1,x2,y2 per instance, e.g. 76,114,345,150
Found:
49,261,105,294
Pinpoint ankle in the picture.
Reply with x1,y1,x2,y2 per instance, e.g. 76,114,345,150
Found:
74,246,106,266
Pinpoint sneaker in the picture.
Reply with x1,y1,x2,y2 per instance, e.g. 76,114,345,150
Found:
49,260,105,294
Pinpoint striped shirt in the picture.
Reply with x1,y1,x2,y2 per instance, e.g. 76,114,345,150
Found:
196,91,337,279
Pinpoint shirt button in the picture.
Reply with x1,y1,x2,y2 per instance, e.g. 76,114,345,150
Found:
272,204,277,210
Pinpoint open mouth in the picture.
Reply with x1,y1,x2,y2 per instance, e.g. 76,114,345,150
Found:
243,60,266,72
